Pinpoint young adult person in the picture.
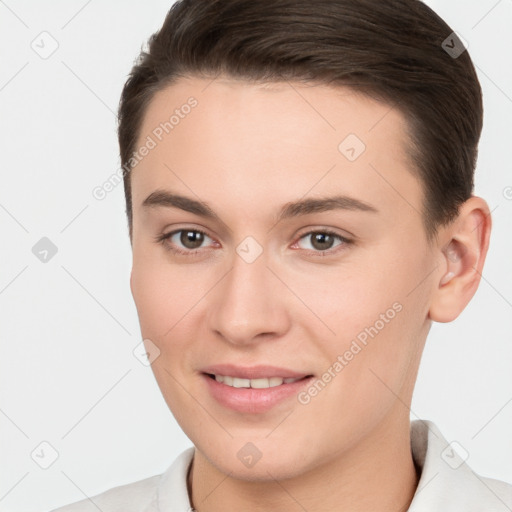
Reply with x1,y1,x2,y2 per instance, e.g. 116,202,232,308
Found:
52,0,512,510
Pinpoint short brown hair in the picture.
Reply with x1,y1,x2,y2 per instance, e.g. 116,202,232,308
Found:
118,0,483,241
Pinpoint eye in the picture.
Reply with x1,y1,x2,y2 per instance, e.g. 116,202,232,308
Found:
293,229,352,255
155,227,352,257
155,228,215,255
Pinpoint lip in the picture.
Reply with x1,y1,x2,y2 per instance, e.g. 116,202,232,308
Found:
200,365,314,414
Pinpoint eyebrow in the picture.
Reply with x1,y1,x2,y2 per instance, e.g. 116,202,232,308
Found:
142,189,378,223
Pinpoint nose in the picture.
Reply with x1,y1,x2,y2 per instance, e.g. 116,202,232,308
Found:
207,249,291,346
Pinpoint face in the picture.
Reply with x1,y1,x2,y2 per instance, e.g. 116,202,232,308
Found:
129,76,437,481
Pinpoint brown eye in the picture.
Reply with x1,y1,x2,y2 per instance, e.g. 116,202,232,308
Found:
310,232,336,251
294,230,351,255
156,228,214,256
179,230,205,249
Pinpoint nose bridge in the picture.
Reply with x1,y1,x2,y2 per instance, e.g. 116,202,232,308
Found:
207,243,288,345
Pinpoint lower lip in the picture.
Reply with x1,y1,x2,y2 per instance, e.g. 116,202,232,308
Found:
202,374,313,413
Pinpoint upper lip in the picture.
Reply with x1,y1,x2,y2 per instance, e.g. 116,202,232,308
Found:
201,364,311,380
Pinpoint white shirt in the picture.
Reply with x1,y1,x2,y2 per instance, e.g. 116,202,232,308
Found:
50,420,512,511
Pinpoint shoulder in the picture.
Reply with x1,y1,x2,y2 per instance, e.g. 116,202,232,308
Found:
48,473,162,512
48,447,195,512
410,420,512,511
475,474,512,509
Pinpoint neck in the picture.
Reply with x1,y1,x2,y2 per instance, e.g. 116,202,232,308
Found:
188,412,419,512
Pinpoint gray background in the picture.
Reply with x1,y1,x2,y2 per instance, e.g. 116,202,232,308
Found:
0,1,511,510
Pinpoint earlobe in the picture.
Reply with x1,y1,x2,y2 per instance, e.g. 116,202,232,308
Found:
429,197,492,323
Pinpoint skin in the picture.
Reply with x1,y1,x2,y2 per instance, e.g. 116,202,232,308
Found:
129,75,491,512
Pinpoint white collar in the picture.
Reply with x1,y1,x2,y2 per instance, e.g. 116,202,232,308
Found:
147,420,512,511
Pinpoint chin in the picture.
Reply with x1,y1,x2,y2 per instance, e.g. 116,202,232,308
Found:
216,455,309,482
195,435,320,482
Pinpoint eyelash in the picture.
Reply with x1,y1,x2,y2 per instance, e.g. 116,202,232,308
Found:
154,228,353,258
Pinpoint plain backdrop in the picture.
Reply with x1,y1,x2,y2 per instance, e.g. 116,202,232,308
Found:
0,1,511,511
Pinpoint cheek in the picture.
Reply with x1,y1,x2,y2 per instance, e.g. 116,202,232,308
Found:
131,260,202,409
131,263,168,335
295,254,427,411
130,255,203,341
131,260,189,350
285,260,404,342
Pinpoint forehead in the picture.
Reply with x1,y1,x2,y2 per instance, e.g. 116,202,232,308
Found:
131,75,423,229
139,76,409,147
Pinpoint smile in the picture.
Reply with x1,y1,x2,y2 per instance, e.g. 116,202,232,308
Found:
210,374,303,388
203,372,314,413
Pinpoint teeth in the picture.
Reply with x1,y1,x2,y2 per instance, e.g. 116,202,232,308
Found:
250,378,273,389
213,375,302,388
232,378,250,388
269,377,284,387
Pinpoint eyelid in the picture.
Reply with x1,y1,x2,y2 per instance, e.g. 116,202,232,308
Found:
295,225,353,240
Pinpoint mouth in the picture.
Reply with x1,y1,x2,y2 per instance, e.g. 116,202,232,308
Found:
200,366,314,413
205,373,310,388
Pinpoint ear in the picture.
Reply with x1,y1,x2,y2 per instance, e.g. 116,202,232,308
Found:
429,196,492,323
